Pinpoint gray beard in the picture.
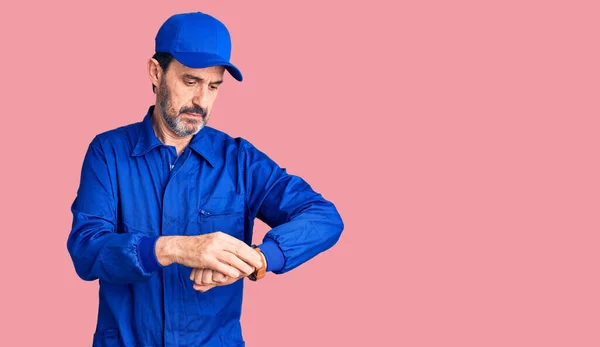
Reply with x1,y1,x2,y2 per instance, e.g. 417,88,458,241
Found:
157,82,206,137
160,104,205,137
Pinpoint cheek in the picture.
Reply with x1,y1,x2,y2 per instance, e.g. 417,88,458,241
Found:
207,92,220,107
169,88,192,110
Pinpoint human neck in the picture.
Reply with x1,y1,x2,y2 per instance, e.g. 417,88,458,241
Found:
151,107,192,155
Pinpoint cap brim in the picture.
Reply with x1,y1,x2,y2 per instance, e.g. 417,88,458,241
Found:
170,52,243,82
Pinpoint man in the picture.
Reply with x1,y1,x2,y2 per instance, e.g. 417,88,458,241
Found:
67,11,344,347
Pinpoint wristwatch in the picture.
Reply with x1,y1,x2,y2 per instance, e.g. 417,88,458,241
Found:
248,245,267,281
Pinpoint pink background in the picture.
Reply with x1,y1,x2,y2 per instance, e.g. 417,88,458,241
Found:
1,0,599,346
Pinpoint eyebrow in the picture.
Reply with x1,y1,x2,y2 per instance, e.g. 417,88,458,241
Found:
182,74,223,85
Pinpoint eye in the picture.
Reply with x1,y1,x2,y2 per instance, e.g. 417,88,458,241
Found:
185,80,196,86
210,85,219,91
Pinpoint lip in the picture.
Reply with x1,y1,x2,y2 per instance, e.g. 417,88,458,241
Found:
184,112,203,118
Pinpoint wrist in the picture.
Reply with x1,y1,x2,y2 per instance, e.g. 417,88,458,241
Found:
257,239,284,272
155,236,182,266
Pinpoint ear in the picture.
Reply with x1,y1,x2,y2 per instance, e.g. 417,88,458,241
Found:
148,58,162,91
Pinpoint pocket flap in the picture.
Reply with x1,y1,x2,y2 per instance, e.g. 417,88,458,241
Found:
199,195,244,216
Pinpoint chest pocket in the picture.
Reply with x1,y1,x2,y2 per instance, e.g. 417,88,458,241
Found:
198,195,245,240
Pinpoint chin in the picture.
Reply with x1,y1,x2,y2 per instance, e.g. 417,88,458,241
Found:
188,124,204,136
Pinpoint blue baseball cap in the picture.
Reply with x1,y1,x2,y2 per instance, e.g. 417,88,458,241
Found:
155,12,243,81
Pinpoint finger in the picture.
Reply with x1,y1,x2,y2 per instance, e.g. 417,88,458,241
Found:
202,269,214,285
218,235,263,269
193,283,216,292
203,254,241,278
190,268,196,281
193,269,204,285
212,271,228,283
219,252,255,276
210,261,241,278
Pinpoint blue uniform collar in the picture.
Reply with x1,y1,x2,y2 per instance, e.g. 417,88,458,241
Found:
131,105,218,167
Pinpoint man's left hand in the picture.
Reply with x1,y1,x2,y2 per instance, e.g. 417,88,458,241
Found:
190,268,246,292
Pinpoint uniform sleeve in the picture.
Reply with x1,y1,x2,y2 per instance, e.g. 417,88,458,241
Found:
67,136,161,283
243,139,344,274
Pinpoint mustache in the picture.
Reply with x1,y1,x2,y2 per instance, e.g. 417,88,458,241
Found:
179,106,207,118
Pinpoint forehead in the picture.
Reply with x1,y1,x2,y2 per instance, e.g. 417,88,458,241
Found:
169,59,225,79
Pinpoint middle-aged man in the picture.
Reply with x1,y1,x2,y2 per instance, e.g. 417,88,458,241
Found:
67,11,344,347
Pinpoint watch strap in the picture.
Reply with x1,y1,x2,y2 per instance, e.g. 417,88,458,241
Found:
248,245,267,281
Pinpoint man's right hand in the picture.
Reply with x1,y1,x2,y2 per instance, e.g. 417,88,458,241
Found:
154,232,262,278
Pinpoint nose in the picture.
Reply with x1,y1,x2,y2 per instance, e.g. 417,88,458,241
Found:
192,85,209,110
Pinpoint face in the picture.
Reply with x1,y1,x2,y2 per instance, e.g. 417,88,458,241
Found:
153,59,225,137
